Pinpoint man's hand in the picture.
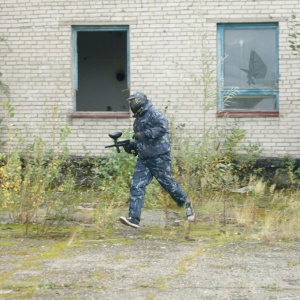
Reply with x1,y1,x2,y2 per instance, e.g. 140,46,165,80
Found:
124,142,138,156
132,132,145,140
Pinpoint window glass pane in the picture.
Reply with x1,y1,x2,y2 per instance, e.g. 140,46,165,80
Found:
224,95,277,111
224,28,277,89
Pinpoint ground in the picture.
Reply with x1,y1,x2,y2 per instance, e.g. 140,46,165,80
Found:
0,208,300,300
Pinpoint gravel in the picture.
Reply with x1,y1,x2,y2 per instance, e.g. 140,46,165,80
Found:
0,209,300,300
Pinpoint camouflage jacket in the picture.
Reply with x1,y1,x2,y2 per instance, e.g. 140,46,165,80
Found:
133,100,170,160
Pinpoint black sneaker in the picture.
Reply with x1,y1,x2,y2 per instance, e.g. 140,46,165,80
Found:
185,202,195,221
119,217,140,228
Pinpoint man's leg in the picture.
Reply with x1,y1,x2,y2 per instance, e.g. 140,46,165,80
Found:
145,153,188,207
146,153,195,220
128,159,153,222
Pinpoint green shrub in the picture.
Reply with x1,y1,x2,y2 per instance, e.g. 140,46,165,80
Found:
172,121,262,194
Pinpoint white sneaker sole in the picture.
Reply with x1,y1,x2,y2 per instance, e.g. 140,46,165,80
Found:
119,217,139,228
187,215,195,222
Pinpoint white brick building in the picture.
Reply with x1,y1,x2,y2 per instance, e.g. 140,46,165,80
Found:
0,0,299,158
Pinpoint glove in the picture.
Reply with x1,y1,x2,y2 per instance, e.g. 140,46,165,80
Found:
132,132,145,140
124,142,138,156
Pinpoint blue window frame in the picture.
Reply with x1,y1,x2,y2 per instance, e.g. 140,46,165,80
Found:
72,25,130,113
217,23,279,115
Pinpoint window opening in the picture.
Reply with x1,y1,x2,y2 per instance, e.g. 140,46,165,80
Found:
73,26,130,112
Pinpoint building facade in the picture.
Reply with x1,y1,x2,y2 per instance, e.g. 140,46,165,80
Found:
0,0,299,158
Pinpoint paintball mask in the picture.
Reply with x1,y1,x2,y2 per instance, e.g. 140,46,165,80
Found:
127,92,148,114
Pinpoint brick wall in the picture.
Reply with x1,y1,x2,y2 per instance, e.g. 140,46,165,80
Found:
0,0,299,157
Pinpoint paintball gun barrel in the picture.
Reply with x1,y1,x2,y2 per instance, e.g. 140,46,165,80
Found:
105,131,137,155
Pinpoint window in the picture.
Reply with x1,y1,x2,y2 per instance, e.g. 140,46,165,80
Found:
72,26,130,114
217,23,279,116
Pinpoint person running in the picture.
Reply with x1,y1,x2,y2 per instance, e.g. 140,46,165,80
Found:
119,91,195,228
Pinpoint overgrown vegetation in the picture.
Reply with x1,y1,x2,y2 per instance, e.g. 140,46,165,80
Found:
0,105,96,235
0,25,300,243
289,14,300,60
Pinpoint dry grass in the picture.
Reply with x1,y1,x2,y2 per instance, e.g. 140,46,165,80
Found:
191,179,300,242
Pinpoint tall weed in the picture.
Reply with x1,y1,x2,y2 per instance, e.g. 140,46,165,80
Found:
0,106,84,234
258,190,300,241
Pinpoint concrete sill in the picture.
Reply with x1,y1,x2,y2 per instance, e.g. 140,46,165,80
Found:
217,111,279,118
69,112,130,119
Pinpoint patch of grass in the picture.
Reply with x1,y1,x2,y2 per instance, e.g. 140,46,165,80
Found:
112,254,126,261
0,240,15,247
287,259,300,266
189,186,300,243
139,277,169,291
0,283,36,299
261,283,282,292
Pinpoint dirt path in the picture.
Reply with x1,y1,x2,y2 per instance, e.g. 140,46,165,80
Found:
0,209,300,300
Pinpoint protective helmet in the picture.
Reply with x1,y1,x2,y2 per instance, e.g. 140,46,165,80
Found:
127,92,148,114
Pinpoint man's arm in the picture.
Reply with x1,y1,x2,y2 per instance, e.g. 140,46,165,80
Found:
143,110,169,139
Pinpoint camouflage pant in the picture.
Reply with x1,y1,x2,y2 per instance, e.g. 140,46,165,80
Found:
129,152,188,222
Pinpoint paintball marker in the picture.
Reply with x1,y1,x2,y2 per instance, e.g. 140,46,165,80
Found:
105,131,138,155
